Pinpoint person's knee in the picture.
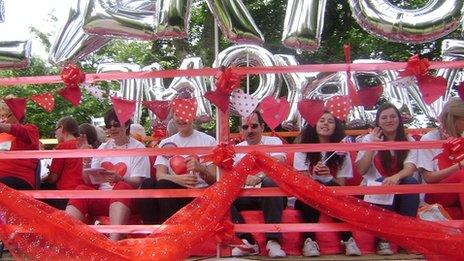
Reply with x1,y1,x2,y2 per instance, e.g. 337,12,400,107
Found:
155,179,179,189
139,178,156,189
262,177,277,187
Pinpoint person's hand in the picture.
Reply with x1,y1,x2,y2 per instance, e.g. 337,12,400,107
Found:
382,174,400,185
101,170,123,183
172,173,199,188
245,175,262,186
313,161,330,176
185,156,203,173
368,127,384,142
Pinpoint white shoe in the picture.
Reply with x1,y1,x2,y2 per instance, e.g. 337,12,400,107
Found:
302,238,320,257
230,239,259,257
341,237,361,256
377,241,393,255
266,240,286,258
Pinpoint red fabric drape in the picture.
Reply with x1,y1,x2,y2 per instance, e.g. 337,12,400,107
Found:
0,152,463,260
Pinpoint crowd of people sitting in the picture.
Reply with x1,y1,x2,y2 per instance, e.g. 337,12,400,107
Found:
0,97,464,258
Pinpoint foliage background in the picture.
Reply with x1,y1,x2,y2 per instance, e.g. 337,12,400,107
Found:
0,0,460,137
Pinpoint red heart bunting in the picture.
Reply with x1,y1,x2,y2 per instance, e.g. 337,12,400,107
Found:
325,95,352,121
58,86,82,107
417,75,447,105
172,98,197,123
230,89,258,118
457,81,464,101
258,96,290,130
4,98,26,121
31,93,55,113
111,96,136,125
205,91,230,113
298,99,325,127
357,85,383,108
143,100,170,121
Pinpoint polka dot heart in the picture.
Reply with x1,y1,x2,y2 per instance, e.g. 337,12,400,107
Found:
230,89,258,118
172,98,197,123
325,95,352,121
30,93,55,113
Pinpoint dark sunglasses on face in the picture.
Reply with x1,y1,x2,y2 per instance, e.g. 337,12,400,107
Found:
105,121,121,129
241,123,259,130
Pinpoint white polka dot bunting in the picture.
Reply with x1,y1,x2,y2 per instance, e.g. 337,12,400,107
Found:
30,93,55,113
325,95,352,121
230,89,258,118
172,98,197,123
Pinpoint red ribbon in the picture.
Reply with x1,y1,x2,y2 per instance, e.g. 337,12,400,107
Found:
201,143,236,170
401,54,430,78
436,137,464,163
61,64,85,88
213,218,236,244
343,44,361,106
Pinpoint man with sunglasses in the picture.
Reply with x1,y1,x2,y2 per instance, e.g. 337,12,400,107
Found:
230,111,287,258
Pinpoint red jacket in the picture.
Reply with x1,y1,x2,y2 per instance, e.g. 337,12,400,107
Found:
0,124,40,188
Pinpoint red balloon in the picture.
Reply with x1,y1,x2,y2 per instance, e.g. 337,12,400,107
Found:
169,155,187,175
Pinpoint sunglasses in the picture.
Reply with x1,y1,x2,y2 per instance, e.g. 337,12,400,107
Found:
55,125,63,131
105,122,122,129
241,123,259,130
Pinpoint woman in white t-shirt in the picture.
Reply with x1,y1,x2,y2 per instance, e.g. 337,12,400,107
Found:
417,98,464,214
65,108,150,241
294,112,361,257
355,103,419,255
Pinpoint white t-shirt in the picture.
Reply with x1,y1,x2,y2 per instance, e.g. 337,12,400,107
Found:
355,134,418,185
234,136,286,164
92,137,150,190
416,129,442,172
154,130,217,188
293,151,353,183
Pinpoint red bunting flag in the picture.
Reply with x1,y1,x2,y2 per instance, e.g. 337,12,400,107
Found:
258,96,290,130
143,100,170,121
111,96,136,125
325,95,352,121
171,98,197,123
4,98,26,121
297,99,325,127
30,93,55,113
58,86,81,107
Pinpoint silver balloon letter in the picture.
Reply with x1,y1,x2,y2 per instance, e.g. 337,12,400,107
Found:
0,0,4,23
206,0,264,44
349,0,464,43
0,40,31,70
282,0,327,52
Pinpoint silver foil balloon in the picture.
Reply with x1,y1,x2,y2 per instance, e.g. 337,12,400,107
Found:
282,0,327,53
0,40,31,70
83,0,192,40
0,0,4,23
168,57,212,123
49,0,110,65
205,0,264,44
83,0,155,40
349,0,464,43
97,63,144,123
275,54,328,130
212,44,281,105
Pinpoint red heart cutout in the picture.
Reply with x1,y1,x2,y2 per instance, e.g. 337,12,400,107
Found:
357,85,383,108
298,99,325,127
205,91,230,113
457,81,464,101
172,98,197,123
417,75,447,105
169,155,187,175
258,97,290,130
143,100,170,121
325,95,352,121
100,162,127,178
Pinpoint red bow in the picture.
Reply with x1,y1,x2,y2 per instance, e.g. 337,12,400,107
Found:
205,67,243,113
401,54,430,78
436,137,464,164
61,64,85,88
201,143,235,170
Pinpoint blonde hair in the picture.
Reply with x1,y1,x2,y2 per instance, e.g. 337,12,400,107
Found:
439,97,464,137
